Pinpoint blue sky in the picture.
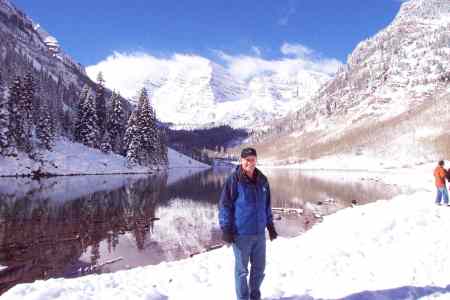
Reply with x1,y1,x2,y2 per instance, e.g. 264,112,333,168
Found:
13,0,402,66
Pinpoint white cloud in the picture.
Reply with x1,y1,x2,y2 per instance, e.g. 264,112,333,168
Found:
216,43,342,81
87,43,342,98
280,43,313,59
86,52,171,98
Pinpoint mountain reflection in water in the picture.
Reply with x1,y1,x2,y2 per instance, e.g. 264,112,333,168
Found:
0,168,402,294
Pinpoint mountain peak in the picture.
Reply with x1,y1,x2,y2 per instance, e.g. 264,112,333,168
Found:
141,55,330,129
396,0,450,22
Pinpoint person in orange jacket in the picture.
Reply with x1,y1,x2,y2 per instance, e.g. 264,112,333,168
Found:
434,160,449,205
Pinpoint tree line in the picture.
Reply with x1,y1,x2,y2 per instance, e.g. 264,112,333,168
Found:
0,71,167,167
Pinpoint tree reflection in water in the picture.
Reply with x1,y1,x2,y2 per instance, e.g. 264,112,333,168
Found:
0,168,402,294
0,174,167,294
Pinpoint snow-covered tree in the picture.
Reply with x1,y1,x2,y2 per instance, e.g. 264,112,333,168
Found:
124,110,138,153
22,73,34,122
36,98,53,150
107,91,125,153
136,88,158,165
126,136,140,167
80,94,100,148
125,88,162,167
95,72,107,136
0,73,12,155
9,76,27,152
100,130,112,154
74,84,90,142
21,73,35,152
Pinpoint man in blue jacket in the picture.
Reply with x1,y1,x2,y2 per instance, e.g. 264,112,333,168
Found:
219,147,278,300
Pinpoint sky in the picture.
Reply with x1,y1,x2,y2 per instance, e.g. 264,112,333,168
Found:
12,0,404,97
13,0,403,65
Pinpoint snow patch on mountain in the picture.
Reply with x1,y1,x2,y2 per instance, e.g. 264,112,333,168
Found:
87,51,338,129
255,0,450,164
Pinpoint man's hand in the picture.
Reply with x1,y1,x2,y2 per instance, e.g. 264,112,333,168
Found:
267,223,278,241
222,231,234,244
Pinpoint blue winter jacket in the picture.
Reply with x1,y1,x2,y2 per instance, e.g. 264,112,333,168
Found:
219,166,273,236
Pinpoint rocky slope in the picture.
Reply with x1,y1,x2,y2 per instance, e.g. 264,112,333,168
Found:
0,0,131,136
251,0,450,164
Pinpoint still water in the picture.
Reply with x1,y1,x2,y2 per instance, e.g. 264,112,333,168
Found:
0,168,402,293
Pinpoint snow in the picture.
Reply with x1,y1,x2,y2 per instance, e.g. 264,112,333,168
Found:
167,148,208,169
166,148,210,185
87,53,332,129
0,138,209,177
271,0,450,167
4,158,450,300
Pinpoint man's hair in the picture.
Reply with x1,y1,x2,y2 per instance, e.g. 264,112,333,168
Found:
241,147,257,158
439,160,445,166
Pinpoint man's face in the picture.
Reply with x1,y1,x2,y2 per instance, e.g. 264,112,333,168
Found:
241,155,257,174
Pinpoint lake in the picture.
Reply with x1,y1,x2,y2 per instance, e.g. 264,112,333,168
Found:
0,167,403,294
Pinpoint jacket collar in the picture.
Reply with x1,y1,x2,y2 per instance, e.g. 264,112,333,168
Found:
235,165,260,184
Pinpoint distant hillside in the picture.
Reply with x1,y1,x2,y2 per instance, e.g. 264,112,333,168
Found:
247,0,450,165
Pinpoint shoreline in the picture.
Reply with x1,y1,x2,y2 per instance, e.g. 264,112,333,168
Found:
0,166,211,179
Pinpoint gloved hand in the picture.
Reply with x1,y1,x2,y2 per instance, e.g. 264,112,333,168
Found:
222,231,234,244
267,223,278,241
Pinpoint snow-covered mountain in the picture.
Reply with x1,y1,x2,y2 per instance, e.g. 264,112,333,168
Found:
101,54,332,130
161,57,331,129
0,0,132,122
0,0,86,87
0,0,138,161
313,0,450,123
252,0,450,164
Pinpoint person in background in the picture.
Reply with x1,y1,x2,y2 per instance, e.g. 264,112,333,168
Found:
219,147,278,300
434,160,449,206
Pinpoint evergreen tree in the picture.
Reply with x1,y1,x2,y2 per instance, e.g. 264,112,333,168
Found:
125,111,139,167
21,73,35,152
74,84,90,142
136,88,158,165
9,76,27,152
80,94,100,148
107,91,125,153
100,130,112,154
22,73,34,122
0,73,12,155
36,98,53,150
95,72,106,136
126,136,140,167
125,88,166,167
124,110,138,152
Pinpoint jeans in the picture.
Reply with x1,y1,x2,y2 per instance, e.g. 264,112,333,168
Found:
232,234,266,300
436,187,449,204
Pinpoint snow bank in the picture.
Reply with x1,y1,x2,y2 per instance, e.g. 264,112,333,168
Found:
261,153,433,172
167,148,209,169
4,186,450,299
0,139,209,177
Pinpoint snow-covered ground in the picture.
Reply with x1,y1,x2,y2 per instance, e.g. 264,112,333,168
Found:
260,151,434,172
0,138,209,177
3,156,449,300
